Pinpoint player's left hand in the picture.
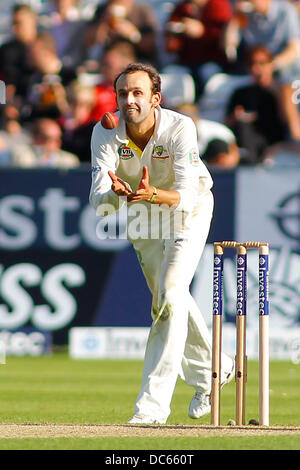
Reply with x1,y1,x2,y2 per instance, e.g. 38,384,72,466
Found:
127,166,155,203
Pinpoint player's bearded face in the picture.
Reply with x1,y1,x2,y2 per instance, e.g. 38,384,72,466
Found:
116,71,160,124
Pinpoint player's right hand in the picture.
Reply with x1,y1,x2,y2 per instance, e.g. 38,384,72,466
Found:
108,171,132,197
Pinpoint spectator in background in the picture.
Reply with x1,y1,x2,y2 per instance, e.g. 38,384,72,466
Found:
201,138,241,168
0,104,32,144
84,0,158,65
90,39,137,121
165,0,233,98
10,118,79,168
224,0,300,140
0,104,33,166
60,81,97,162
289,0,300,14
225,45,286,163
0,4,38,99
0,134,14,166
176,103,241,168
39,0,88,70
24,32,76,121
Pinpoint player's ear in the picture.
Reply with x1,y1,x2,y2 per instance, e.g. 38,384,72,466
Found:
152,92,161,107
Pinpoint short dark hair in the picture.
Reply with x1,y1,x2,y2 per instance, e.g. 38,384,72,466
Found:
245,44,273,66
13,3,36,16
114,62,161,94
102,38,136,61
203,139,229,162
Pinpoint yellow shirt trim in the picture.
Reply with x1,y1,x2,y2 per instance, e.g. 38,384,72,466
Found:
127,138,143,159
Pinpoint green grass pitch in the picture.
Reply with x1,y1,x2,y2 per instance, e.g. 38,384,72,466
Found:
0,354,299,450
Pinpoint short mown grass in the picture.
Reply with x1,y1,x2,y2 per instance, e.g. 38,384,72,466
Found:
0,355,299,449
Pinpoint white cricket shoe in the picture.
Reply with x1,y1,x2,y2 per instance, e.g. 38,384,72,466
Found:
188,392,211,419
127,414,166,425
188,360,235,419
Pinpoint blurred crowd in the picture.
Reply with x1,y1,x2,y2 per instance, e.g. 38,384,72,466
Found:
0,0,299,170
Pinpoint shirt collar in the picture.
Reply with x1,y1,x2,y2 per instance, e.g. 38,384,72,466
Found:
253,0,278,21
115,111,127,143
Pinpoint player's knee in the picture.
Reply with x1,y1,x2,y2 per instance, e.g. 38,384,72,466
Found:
152,289,178,322
152,301,173,322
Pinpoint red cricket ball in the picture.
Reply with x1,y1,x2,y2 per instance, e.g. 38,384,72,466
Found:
101,112,119,129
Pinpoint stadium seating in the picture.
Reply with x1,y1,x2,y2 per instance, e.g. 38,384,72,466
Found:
160,72,196,107
199,73,252,122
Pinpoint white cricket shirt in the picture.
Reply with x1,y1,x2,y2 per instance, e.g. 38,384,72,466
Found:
90,106,213,218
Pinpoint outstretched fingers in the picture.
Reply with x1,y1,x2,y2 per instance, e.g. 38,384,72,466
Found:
108,171,132,196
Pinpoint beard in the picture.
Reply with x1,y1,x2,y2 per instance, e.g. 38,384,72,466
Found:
121,100,153,124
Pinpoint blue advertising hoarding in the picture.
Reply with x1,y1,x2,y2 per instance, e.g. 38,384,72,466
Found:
0,167,235,344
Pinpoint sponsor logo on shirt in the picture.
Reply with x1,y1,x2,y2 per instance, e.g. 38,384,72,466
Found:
91,165,101,175
152,145,169,159
189,148,200,166
118,144,134,160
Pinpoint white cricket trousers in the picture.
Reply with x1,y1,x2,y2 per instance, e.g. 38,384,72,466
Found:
130,191,232,422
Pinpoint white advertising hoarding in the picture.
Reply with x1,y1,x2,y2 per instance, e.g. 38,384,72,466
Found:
69,326,300,363
69,327,149,359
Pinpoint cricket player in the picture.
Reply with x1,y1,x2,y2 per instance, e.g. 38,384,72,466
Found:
89,63,234,424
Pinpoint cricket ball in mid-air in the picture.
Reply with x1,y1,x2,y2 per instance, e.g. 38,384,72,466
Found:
101,112,119,129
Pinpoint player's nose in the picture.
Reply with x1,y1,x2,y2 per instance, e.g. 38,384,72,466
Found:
126,92,136,105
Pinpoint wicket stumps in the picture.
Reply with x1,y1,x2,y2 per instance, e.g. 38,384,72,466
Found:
211,241,270,426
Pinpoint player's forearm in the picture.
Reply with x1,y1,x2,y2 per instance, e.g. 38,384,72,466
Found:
148,187,181,207
128,186,181,208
